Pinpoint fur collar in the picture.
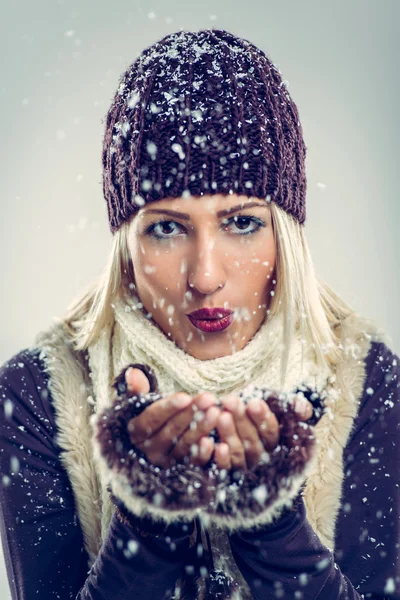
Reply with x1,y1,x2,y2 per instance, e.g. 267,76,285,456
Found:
34,307,389,572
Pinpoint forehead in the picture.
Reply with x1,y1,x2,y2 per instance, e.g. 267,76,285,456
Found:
139,194,270,216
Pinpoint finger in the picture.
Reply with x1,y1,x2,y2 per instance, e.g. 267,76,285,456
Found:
145,400,217,467
127,392,192,445
214,442,232,471
131,391,216,459
221,395,264,469
191,436,215,467
125,367,150,396
192,391,217,411
170,405,221,462
166,391,216,460
216,411,246,470
293,395,314,421
246,399,280,452
138,401,197,467
144,404,197,458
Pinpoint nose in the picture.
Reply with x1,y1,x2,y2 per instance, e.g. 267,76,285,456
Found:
187,233,226,295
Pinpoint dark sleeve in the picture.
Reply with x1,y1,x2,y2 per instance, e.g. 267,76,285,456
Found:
0,348,192,600
334,341,400,596
229,341,400,600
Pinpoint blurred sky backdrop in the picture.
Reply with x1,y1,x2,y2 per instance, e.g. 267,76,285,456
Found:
0,0,399,597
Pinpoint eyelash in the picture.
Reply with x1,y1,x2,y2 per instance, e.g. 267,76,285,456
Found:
144,214,266,241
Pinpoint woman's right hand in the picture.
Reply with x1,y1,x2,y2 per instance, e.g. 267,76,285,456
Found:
124,367,221,469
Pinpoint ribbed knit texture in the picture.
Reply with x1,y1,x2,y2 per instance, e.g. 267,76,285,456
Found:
102,28,307,233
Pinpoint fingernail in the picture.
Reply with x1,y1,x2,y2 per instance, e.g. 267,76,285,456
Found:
205,406,219,427
219,444,229,457
200,438,212,458
172,393,192,409
125,366,135,381
222,395,238,411
248,398,262,415
294,396,309,417
196,392,215,410
219,412,232,428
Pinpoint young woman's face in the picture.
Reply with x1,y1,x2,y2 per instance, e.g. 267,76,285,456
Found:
127,194,276,360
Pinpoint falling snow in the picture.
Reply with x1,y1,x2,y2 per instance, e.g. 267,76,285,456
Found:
0,25,398,600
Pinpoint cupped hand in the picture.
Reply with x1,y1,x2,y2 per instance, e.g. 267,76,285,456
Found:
214,392,314,471
124,367,313,472
124,367,222,469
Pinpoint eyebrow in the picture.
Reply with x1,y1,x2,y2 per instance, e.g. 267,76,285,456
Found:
143,201,269,220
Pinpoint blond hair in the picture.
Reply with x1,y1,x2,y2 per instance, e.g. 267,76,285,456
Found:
61,202,356,389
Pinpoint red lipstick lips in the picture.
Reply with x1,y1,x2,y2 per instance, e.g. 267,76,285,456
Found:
187,308,234,333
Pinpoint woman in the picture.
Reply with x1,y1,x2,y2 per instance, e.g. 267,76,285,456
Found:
0,28,398,600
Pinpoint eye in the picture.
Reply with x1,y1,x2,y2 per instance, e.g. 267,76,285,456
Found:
145,220,185,240
221,215,265,235
144,214,265,241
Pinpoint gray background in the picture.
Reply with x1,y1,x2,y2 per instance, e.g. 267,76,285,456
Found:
1,0,399,596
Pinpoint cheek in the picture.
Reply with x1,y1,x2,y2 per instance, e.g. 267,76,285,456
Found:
133,245,185,291
227,239,276,303
233,235,276,277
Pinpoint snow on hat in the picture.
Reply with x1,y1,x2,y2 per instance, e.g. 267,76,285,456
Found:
102,28,307,233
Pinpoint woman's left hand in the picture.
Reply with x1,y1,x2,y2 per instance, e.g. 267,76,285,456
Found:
213,393,313,471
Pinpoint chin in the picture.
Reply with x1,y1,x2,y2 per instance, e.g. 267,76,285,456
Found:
166,322,246,359
185,339,241,360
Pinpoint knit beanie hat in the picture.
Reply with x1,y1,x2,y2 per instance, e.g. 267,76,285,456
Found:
102,28,307,233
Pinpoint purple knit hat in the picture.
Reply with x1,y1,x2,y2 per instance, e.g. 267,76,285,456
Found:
102,28,307,233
